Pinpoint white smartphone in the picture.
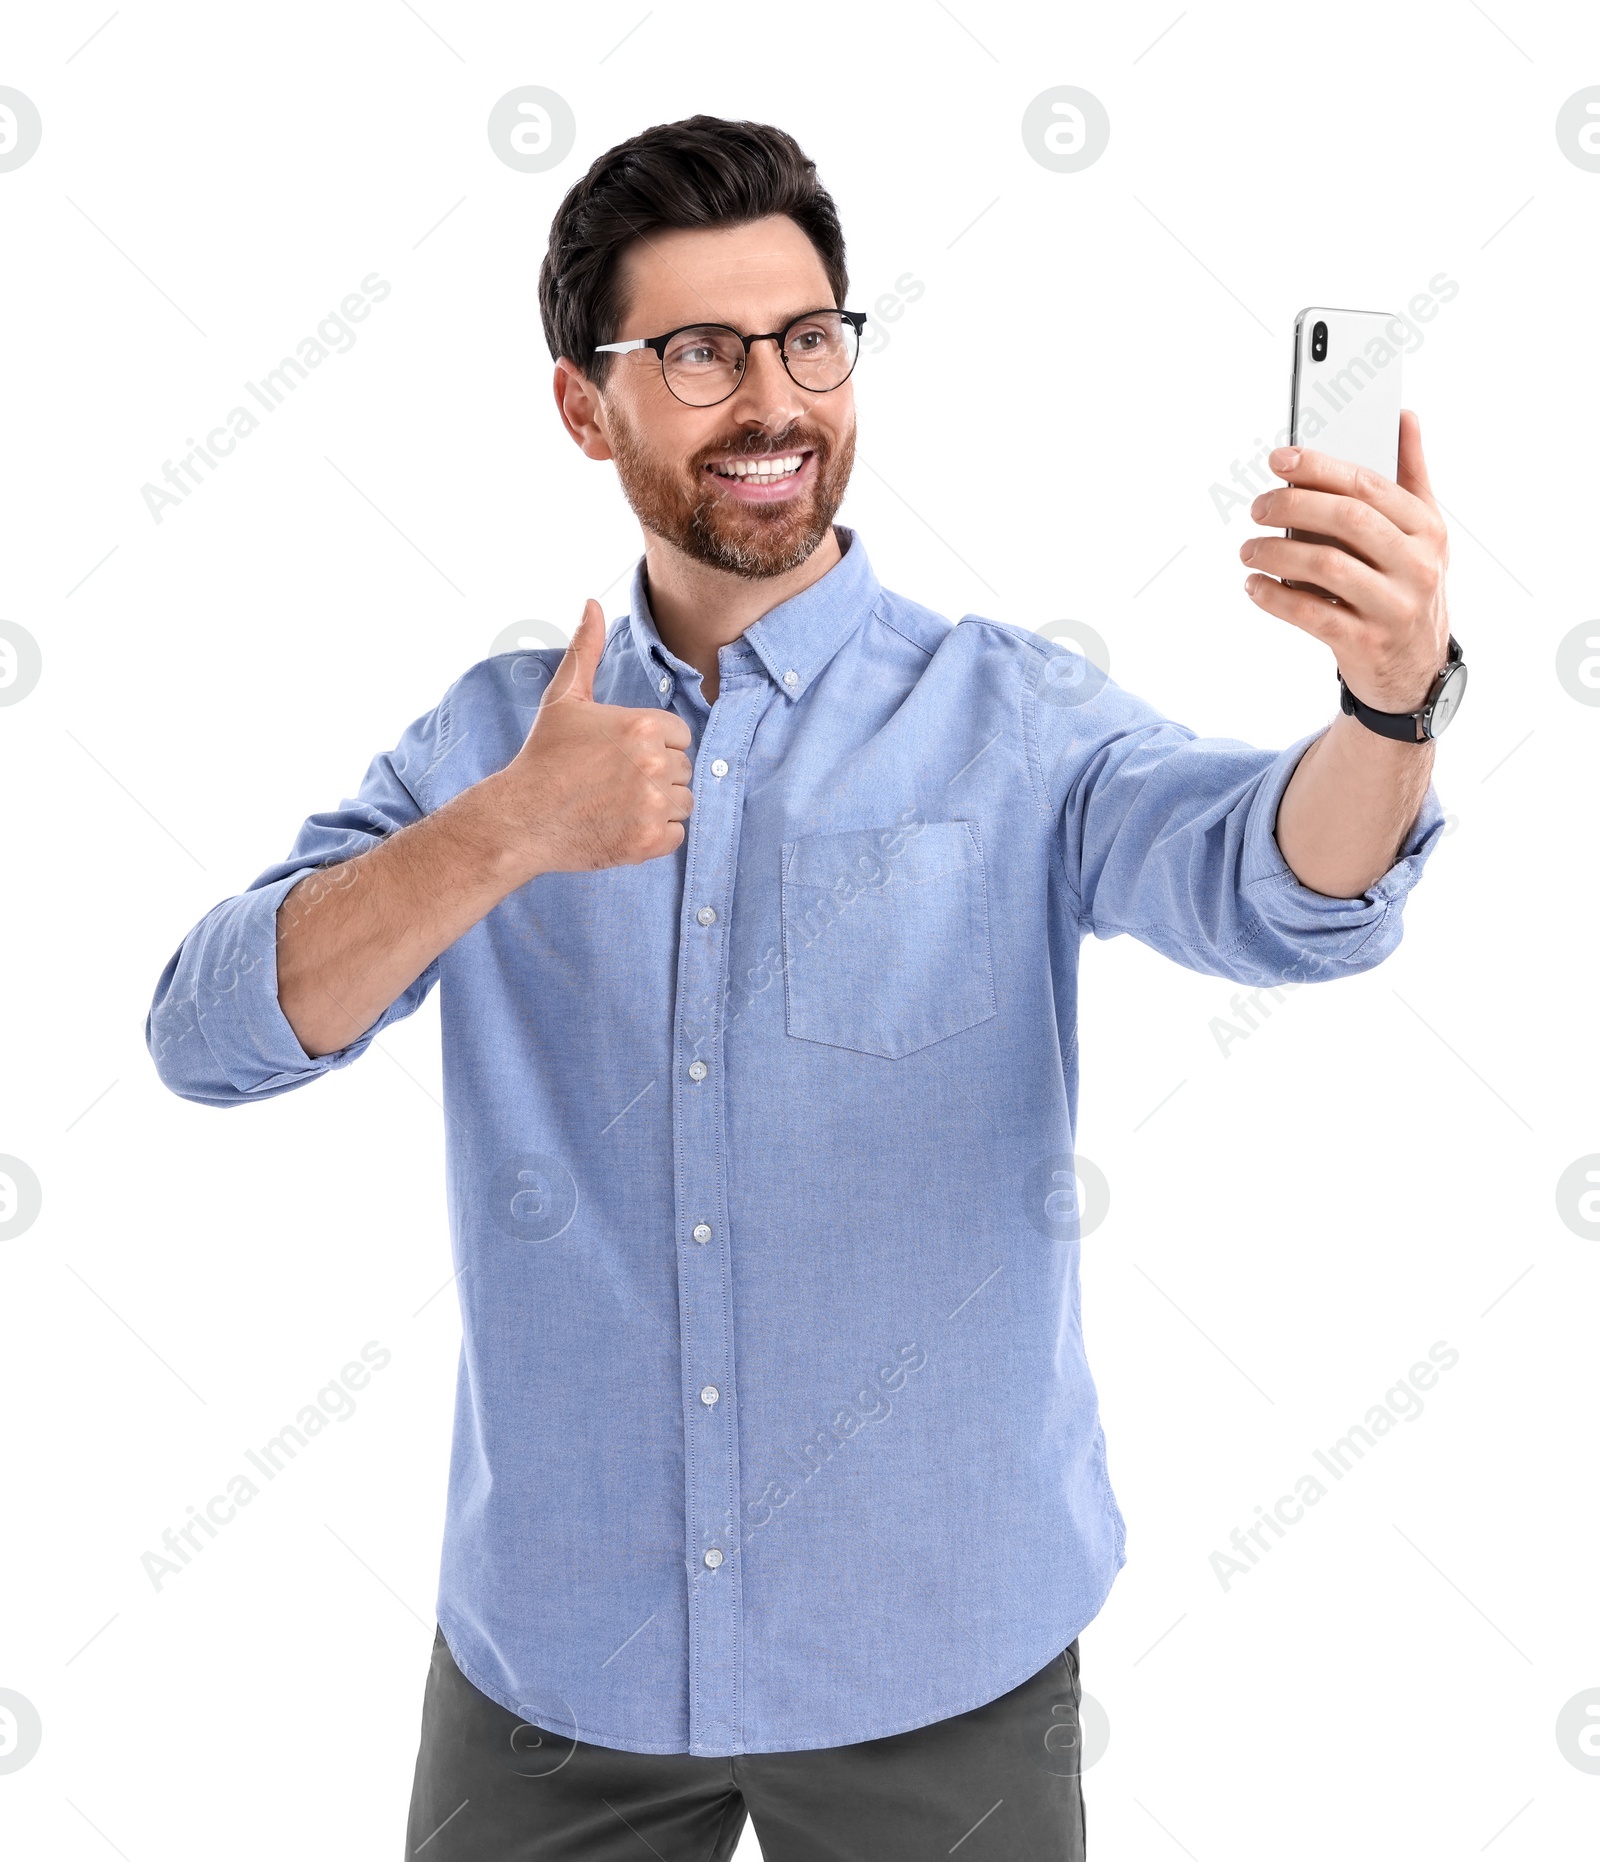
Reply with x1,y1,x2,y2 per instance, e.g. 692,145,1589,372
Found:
1286,305,1402,594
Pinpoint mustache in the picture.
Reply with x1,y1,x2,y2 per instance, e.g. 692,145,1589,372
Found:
692,424,831,464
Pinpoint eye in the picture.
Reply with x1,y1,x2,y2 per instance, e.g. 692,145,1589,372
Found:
664,326,744,373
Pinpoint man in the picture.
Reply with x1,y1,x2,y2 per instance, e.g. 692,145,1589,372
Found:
148,115,1458,1860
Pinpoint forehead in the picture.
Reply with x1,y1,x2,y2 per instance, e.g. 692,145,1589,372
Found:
612,214,834,334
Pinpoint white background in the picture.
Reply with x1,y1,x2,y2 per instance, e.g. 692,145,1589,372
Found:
2,2,1596,1857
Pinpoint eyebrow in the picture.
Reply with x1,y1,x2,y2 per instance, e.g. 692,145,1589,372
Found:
633,305,840,337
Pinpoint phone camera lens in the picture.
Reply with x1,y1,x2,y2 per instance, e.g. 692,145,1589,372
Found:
1311,320,1328,361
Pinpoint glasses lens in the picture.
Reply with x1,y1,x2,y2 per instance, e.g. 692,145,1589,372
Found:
661,326,746,406
782,312,857,391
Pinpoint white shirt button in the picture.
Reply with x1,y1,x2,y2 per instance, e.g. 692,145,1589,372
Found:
696,906,717,926
703,1548,724,1569
687,1060,707,1083
783,669,799,687
710,759,729,778
700,1385,720,1406
692,1223,712,1244
658,675,671,694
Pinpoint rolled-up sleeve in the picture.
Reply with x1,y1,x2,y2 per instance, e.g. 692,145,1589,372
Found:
147,696,453,1107
1039,657,1445,987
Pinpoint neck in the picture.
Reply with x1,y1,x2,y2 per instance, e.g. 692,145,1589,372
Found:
640,525,843,705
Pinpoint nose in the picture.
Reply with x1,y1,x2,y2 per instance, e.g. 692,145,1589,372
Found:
726,334,806,429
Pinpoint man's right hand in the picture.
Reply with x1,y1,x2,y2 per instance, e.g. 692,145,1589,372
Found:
277,599,691,1058
492,599,694,877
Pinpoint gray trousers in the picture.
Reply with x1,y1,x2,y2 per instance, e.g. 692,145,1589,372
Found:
406,1626,1087,1860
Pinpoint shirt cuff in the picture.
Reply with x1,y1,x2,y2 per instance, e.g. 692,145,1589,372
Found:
183,870,382,1097
1240,724,1446,955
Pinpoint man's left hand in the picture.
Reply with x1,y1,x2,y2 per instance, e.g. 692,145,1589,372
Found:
1239,409,1450,716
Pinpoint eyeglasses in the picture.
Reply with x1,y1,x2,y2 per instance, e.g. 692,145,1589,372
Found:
594,308,867,408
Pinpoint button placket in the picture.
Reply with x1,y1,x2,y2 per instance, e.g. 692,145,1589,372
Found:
669,669,764,1757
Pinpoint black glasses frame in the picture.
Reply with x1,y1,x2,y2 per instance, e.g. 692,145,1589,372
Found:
594,309,868,407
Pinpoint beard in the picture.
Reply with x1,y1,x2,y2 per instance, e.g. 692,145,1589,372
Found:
605,404,856,580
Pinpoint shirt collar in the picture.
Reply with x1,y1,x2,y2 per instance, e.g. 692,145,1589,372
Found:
624,526,879,704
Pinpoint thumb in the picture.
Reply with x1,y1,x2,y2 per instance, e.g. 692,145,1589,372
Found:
1396,409,1437,509
544,599,605,705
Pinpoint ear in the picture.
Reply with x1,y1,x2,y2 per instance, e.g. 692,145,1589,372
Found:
553,358,614,461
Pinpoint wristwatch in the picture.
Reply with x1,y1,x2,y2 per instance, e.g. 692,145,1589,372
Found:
1337,635,1467,742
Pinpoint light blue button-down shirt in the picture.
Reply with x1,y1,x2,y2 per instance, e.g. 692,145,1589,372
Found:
147,529,1443,1756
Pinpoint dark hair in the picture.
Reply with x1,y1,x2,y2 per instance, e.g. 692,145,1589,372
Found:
539,115,848,384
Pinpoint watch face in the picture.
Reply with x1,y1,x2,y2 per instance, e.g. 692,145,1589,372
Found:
1426,663,1468,737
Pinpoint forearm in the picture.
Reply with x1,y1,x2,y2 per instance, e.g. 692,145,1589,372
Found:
1273,711,1435,899
276,770,536,1058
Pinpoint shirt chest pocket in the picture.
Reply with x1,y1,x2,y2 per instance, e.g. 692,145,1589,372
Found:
780,820,998,1060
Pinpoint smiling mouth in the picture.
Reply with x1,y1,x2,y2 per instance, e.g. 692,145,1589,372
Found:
704,450,810,483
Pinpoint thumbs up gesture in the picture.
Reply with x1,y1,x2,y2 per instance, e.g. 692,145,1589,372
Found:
499,599,695,874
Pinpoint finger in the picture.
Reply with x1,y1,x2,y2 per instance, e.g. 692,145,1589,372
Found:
1248,486,1406,569
1395,409,1437,509
659,710,692,752
637,739,694,791
1244,571,1364,655
1266,444,1434,539
1239,536,1391,612
543,599,605,704
593,712,691,809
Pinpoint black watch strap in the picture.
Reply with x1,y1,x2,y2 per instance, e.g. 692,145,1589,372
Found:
1338,635,1464,742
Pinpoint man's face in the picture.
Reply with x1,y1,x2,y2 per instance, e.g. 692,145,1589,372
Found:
585,215,857,579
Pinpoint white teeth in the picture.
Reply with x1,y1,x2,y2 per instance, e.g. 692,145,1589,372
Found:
712,452,804,479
